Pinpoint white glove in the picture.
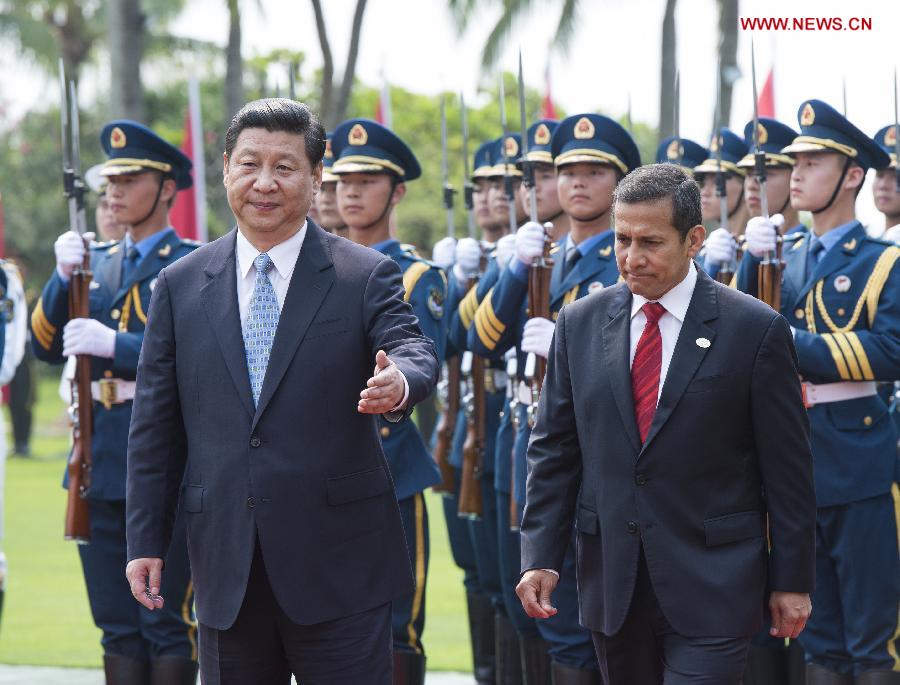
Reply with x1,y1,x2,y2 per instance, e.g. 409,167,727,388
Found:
521,317,555,359
704,228,737,265
62,318,116,359
744,214,785,258
453,237,482,282
431,236,457,271
496,234,517,269
55,231,94,282
515,221,546,266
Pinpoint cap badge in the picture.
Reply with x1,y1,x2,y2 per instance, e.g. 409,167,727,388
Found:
534,123,551,146
504,136,519,158
885,126,897,147
574,117,595,140
110,127,127,149
349,123,368,146
756,123,768,145
800,103,816,127
666,139,682,160
324,138,333,159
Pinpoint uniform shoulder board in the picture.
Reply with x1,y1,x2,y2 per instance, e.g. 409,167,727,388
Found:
92,239,120,250
399,242,421,258
180,238,203,247
863,234,894,248
783,232,805,243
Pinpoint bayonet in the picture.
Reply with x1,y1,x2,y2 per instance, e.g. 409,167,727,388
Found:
441,95,456,239
518,49,538,222
461,92,476,238
751,36,769,220
499,75,518,235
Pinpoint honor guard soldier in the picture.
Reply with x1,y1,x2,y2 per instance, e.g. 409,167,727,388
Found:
873,125,900,243
736,100,900,685
473,113,642,683
705,118,805,289
30,121,200,684
693,128,749,280
312,133,348,238
0,255,28,629
654,135,708,174
330,118,446,684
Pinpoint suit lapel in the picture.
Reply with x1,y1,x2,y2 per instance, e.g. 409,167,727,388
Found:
201,229,255,420
601,283,642,454
640,269,718,455
252,222,335,429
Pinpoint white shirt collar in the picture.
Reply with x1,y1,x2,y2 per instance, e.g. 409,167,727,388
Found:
236,221,308,280
630,260,698,323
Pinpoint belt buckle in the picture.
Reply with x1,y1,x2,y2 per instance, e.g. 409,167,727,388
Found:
484,370,496,394
98,378,118,410
801,382,815,409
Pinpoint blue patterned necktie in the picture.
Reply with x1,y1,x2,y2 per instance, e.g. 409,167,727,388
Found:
243,253,279,406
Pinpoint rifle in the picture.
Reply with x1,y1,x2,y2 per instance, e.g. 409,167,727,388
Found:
432,95,458,495
461,93,477,239
752,38,783,310
713,59,736,285
59,60,92,543
498,75,518,236
458,351,485,519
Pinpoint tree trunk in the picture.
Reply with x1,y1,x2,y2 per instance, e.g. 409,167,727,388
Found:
107,0,144,121
310,0,335,125
225,0,244,127
716,0,739,130
331,0,368,127
658,0,677,142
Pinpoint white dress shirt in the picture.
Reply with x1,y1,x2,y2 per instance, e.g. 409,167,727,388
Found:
235,223,408,413
629,260,698,403
235,223,307,330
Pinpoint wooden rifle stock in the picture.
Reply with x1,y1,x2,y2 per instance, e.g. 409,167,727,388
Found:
432,355,460,494
757,236,784,311
65,244,93,542
458,354,485,519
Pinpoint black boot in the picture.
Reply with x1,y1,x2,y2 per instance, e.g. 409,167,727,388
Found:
786,640,807,685
551,661,603,685
520,634,552,685
495,612,523,685
743,644,789,684
150,655,198,685
855,671,900,684
103,654,151,685
392,651,426,685
806,663,853,685
467,591,496,684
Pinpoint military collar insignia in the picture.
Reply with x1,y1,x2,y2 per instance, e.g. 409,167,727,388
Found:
534,123,551,145
110,126,127,149
800,103,816,127
349,123,367,146
574,116,595,140
158,243,172,258
598,245,612,258
842,238,857,251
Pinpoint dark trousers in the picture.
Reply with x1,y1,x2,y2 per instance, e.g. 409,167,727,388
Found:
497,488,539,637
198,540,392,684
440,466,482,593
392,492,429,655
467,477,505,610
799,492,900,675
592,551,750,684
79,499,195,660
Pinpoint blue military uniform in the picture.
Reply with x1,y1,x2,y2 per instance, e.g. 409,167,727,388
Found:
30,121,199,678
654,135,708,172
736,100,900,680
330,119,446,673
472,113,641,679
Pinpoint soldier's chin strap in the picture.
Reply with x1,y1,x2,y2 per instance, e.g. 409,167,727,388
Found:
777,193,791,216
541,210,565,225
132,174,168,228
811,156,853,214
727,185,745,219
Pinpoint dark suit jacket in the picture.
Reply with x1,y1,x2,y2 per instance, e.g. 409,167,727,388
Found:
520,268,816,638
126,222,439,630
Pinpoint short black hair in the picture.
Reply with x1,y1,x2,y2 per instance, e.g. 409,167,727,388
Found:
224,98,326,168
614,163,701,239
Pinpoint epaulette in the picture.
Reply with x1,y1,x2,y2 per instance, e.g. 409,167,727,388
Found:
399,243,422,258
783,232,805,243
862,235,894,248
92,239,121,251
180,238,203,247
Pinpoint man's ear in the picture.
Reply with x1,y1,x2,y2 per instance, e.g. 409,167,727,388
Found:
391,182,407,205
311,161,323,196
686,224,706,259
844,164,865,192
222,152,229,188
160,177,178,205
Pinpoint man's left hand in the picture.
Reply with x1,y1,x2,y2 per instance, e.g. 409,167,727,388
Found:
63,318,116,358
358,349,407,414
769,591,812,639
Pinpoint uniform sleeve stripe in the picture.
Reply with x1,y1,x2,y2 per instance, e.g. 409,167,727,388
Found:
482,292,506,335
832,333,863,380
473,313,498,351
459,288,479,329
820,333,851,381
402,262,431,303
30,300,56,350
475,305,502,343
843,332,874,381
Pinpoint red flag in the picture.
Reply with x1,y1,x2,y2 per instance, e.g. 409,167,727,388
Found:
757,67,775,118
374,77,392,129
170,78,208,242
542,62,557,120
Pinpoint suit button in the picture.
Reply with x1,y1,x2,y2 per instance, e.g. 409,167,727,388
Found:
250,436,261,448
627,521,639,534
247,497,256,508
635,474,647,486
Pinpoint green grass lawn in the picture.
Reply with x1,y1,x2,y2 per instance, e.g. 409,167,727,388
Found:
0,375,471,671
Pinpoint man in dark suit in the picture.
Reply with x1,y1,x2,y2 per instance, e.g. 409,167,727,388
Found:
516,163,817,684
124,99,439,684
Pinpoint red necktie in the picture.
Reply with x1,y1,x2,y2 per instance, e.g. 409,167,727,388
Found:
631,302,666,443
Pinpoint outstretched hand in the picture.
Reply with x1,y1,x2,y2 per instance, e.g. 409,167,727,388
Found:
358,350,406,414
